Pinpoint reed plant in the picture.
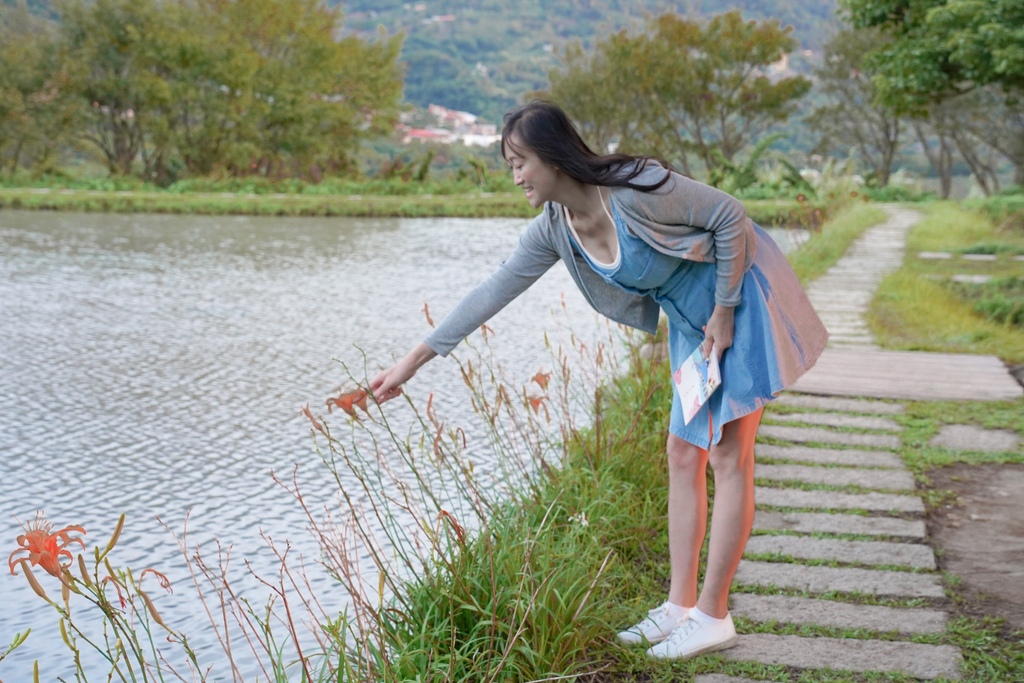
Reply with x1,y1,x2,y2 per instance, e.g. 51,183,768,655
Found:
7,512,206,681
271,322,675,681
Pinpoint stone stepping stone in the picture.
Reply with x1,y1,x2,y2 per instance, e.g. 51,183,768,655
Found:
828,334,876,344
952,274,993,284
962,253,997,261
918,251,953,259
792,348,1023,401
755,487,924,513
730,593,947,634
756,463,915,490
695,676,780,683
754,510,925,539
821,328,873,340
757,444,903,468
757,464,917,491
759,424,901,449
1015,255,1024,262
817,319,869,330
744,535,935,569
775,394,905,415
811,302,869,313
818,321,868,332
723,634,963,680
818,292,874,305
734,560,944,597
768,412,903,432
929,424,1020,453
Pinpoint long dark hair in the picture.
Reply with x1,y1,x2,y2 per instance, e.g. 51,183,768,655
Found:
501,100,671,192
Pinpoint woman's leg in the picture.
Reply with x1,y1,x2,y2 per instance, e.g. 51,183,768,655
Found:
666,434,709,608
695,407,764,618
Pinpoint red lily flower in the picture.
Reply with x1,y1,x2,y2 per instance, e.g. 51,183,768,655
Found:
9,512,86,578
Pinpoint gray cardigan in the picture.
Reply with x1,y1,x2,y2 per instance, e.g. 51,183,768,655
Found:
424,163,757,357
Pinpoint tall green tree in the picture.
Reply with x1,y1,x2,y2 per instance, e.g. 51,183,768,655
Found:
173,0,403,177
49,0,402,180
541,10,810,181
58,0,173,176
0,1,78,174
843,0,1024,184
806,27,903,187
543,35,658,167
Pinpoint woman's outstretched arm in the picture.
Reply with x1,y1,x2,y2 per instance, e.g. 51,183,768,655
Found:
369,212,559,404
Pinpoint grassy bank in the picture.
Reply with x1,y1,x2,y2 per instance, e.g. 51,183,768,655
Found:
325,334,1022,681
0,185,805,225
868,202,1024,364
0,187,541,218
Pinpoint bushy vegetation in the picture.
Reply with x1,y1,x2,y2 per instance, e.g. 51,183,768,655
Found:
948,276,1024,328
0,0,402,184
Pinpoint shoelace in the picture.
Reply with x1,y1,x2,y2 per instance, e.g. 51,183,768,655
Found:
648,603,671,617
665,616,701,645
630,604,670,631
626,603,673,634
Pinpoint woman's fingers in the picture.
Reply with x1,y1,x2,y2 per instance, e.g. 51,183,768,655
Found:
371,365,410,403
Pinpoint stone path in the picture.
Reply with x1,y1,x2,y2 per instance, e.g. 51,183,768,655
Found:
694,206,981,682
695,394,964,681
803,204,919,350
789,203,1022,401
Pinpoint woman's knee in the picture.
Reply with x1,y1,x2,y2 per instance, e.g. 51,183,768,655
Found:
666,435,707,475
707,444,754,477
709,409,763,473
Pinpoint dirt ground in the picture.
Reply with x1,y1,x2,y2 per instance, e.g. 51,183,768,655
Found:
927,463,1024,631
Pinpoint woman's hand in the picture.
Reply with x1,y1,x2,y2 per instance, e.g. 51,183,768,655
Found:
702,305,735,361
370,343,437,404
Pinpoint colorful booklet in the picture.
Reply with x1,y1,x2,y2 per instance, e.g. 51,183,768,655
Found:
672,344,722,425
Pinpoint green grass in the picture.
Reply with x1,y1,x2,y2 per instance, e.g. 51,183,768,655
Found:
786,202,888,285
319,309,1018,682
867,202,1024,364
0,182,802,223
894,399,1024,477
0,187,543,218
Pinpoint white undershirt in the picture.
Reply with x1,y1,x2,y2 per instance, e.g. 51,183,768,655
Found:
563,187,620,269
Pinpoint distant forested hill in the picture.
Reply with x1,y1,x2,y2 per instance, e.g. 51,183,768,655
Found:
335,0,839,121
11,0,838,124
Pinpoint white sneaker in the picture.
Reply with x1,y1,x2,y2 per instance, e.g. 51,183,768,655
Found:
616,601,689,645
646,612,737,659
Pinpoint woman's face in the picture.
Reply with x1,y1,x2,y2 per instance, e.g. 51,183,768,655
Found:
505,135,560,208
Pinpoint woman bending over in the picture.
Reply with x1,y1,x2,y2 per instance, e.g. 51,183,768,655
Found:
370,100,827,660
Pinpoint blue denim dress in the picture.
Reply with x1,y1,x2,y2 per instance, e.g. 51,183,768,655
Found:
567,204,827,449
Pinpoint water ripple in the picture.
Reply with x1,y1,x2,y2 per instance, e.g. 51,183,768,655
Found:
0,210,611,680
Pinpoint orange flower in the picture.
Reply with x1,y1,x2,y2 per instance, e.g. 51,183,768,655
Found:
530,371,551,391
527,394,550,421
300,403,327,435
9,512,86,578
326,388,369,418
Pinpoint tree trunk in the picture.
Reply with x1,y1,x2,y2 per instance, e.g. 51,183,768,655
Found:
913,121,954,199
952,131,998,196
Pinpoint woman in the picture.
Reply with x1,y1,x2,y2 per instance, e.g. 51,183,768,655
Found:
370,100,828,660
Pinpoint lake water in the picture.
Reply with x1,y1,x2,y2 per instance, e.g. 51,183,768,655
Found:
0,210,805,680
